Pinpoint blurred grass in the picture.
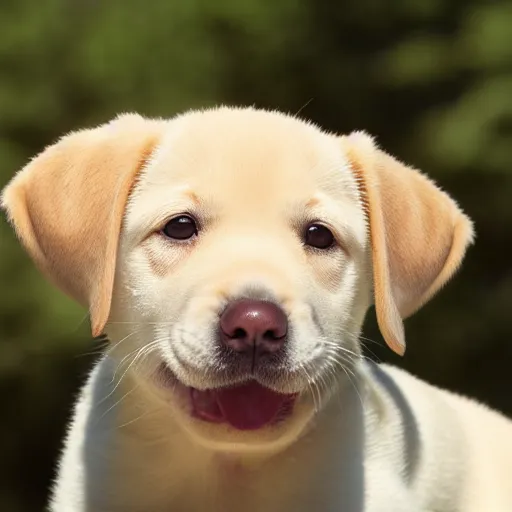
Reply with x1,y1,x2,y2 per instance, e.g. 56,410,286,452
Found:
0,0,511,510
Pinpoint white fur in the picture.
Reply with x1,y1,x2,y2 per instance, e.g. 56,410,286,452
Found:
43,108,512,511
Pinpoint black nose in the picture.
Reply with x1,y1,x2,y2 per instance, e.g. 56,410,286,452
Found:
219,299,288,358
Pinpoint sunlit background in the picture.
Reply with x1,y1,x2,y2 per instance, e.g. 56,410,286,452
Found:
1,1,511,510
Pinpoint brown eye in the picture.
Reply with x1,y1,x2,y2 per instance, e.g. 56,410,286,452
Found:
304,223,335,249
162,215,198,240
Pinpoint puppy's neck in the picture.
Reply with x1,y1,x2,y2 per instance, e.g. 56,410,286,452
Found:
79,355,367,511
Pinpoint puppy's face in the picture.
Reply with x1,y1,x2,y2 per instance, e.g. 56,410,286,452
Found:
2,107,473,453
111,110,371,449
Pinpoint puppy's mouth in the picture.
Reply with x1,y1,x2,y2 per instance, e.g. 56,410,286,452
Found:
189,380,297,431
157,364,297,430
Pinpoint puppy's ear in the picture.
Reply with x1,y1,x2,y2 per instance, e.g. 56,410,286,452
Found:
341,132,474,355
1,114,164,337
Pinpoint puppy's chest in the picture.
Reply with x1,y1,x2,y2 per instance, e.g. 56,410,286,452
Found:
191,455,278,511
105,432,323,512
165,454,305,512
102,454,258,512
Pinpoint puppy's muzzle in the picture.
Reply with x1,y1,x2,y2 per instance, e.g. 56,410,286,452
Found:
219,299,288,370
168,299,296,432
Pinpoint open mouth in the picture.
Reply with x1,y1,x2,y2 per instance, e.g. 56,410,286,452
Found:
156,364,298,431
190,380,297,431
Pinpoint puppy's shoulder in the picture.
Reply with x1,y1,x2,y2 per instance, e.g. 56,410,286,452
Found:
49,359,116,512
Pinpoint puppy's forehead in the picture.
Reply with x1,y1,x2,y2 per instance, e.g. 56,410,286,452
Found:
139,108,359,210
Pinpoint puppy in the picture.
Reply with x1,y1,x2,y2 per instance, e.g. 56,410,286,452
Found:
2,107,512,512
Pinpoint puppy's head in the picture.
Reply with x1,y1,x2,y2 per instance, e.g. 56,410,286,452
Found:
1,108,473,452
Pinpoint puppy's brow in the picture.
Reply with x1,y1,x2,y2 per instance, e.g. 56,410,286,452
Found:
305,197,320,208
185,190,201,206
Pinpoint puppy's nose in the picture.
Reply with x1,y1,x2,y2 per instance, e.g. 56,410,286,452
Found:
219,299,288,356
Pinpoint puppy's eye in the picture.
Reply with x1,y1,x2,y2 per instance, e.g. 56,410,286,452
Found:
304,223,335,249
162,215,198,241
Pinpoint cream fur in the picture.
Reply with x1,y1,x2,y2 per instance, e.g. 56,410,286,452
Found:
2,107,511,512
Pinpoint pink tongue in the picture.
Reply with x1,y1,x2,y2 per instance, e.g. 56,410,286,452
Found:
191,381,290,431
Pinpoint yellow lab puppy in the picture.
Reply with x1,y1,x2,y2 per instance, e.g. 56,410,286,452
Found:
2,108,511,511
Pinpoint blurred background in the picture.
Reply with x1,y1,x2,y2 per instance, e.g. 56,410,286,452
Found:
0,0,511,510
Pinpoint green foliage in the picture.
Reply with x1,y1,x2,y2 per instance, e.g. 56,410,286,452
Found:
0,0,511,509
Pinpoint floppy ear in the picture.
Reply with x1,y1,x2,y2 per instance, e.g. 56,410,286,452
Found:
1,114,165,337
341,132,474,355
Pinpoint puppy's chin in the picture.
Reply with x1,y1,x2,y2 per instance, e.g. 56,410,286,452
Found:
151,364,318,454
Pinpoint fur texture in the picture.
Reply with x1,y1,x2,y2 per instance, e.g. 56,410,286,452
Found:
2,107,511,512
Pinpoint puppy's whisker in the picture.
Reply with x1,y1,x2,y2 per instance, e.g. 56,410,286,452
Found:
293,97,314,118
302,361,331,411
95,386,138,425
110,333,166,377
358,345,381,362
323,337,359,354
336,327,383,348
327,354,365,411
108,326,156,352
75,350,108,360
76,340,110,359
100,340,162,407
132,341,162,373
116,409,156,430
324,346,358,361
108,321,175,325
320,368,336,402
323,347,358,367
111,342,148,382
337,331,383,361
72,312,92,332
299,364,320,412
357,334,383,346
